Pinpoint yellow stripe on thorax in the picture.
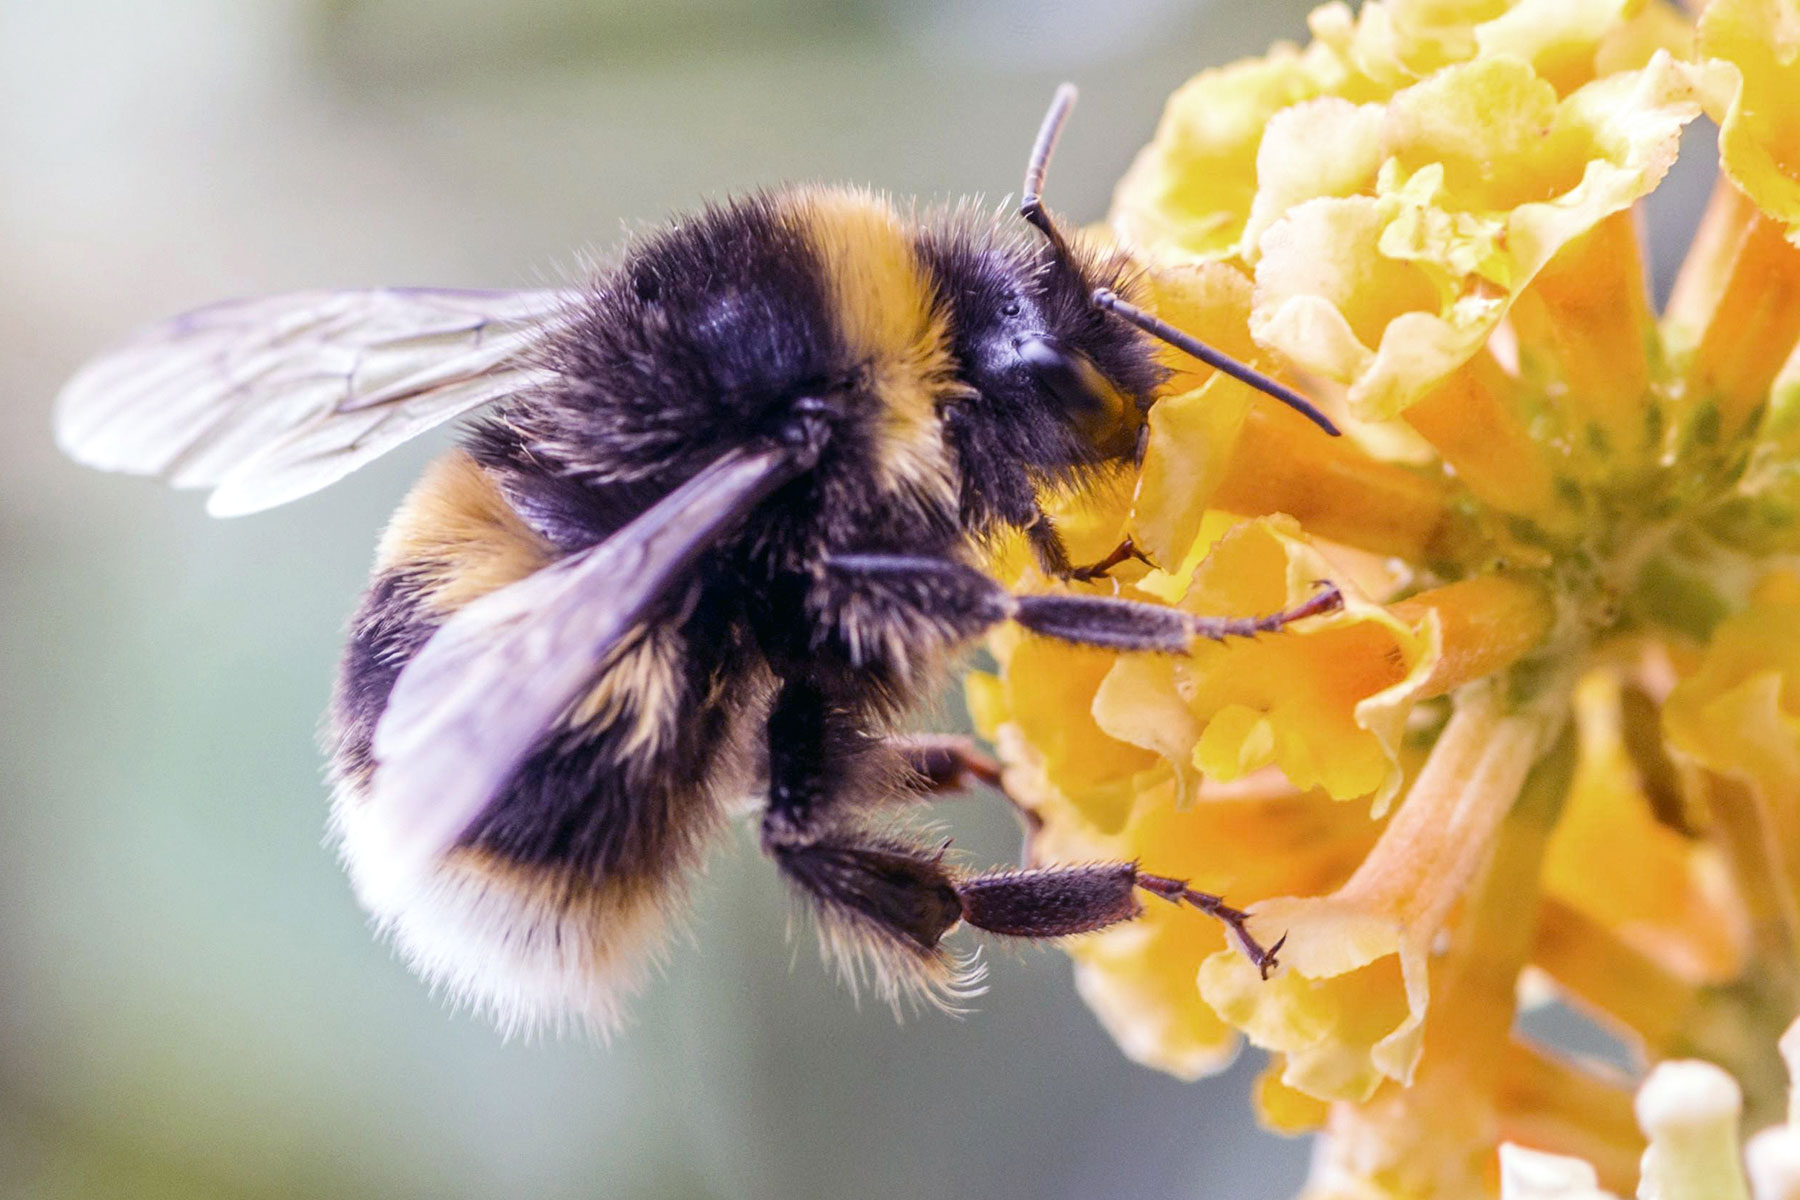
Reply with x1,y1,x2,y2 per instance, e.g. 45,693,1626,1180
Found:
784,187,959,506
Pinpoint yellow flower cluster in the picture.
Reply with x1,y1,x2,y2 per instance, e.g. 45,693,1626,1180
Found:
969,0,1800,1194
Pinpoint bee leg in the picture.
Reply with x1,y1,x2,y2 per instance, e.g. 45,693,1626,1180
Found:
824,552,1339,654
886,734,1040,867
761,679,974,995
1024,505,1153,582
1010,582,1342,650
761,680,1282,985
955,863,1284,978
765,832,968,962
1062,535,1155,582
889,734,1002,795
1024,513,1073,577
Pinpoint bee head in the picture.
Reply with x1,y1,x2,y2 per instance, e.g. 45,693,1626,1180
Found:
916,85,1339,541
924,231,1163,477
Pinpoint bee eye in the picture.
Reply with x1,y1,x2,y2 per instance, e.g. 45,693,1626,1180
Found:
1015,334,1135,453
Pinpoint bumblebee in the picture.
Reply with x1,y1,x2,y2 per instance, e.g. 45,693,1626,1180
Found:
55,87,1341,1033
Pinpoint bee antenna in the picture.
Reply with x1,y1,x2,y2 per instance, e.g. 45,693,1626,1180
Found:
1091,288,1342,437
1020,83,1078,259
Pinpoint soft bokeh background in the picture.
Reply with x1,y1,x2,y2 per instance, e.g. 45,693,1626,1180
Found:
1,3,1328,1198
0,3,1721,1197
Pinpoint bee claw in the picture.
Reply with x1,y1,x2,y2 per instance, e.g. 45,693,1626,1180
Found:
1064,536,1154,583
1257,933,1289,980
1136,871,1282,980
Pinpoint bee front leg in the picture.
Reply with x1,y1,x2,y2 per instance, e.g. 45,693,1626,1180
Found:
1009,583,1342,650
1024,508,1153,582
1062,535,1154,582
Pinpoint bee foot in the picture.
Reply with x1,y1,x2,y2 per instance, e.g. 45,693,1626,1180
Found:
1064,536,1154,582
1136,871,1284,978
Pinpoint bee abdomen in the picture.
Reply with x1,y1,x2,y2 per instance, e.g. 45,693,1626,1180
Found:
326,450,759,1034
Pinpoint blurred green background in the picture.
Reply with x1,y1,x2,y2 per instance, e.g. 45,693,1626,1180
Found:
1,1,1355,1196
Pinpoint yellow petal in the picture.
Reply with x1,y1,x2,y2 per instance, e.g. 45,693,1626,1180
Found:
1386,574,1560,704
1033,774,1379,1081
1505,211,1661,478
1702,0,1800,244
1475,0,1645,97
1207,398,1464,563
1254,53,1715,422
1177,518,1433,807
1202,903,1420,1100
1092,654,1206,804
1664,180,1800,446
991,635,1160,835
1243,97,1387,257
1251,193,1456,414
1384,56,1579,215
1542,673,1746,985
1530,899,1717,1053
1310,0,1508,93
1131,257,1265,394
1665,570,1800,797
1717,338,1800,554
1402,348,1579,534
1593,1,1696,79
1111,47,1340,261
1257,1061,1333,1134
1293,734,1589,1197
1167,520,1556,813
1201,691,1554,1100
1499,1045,1645,1194
1069,897,1241,1081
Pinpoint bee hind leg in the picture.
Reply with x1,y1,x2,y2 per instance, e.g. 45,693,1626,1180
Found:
955,864,1283,978
761,677,987,1005
762,681,1282,1000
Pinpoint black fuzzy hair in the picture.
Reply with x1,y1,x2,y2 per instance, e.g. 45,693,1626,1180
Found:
914,207,1165,538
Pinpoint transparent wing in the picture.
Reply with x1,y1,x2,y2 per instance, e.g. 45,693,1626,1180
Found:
366,443,805,885
54,287,576,516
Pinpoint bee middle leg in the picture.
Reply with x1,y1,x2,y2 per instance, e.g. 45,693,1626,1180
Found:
823,552,1341,652
1064,535,1154,582
889,734,1002,795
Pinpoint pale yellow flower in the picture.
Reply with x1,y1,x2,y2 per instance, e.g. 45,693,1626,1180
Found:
969,0,1800,1194
1496,1014,1800,1199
